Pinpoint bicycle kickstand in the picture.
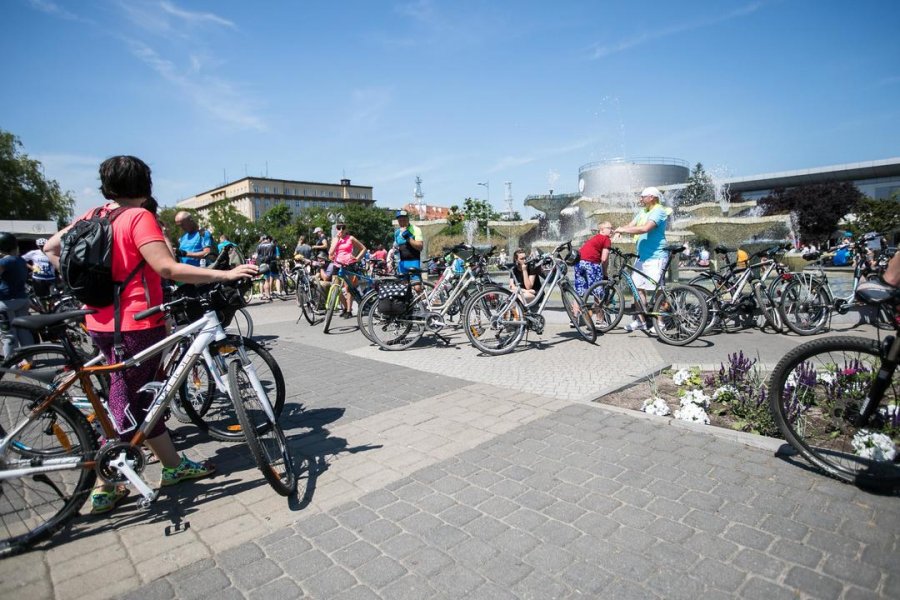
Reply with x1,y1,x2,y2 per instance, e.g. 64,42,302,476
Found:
433,330,452,346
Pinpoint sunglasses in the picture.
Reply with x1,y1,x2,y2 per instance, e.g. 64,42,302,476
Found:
336,225,345,230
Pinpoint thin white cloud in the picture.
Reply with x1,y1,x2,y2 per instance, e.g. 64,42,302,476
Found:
159,1,236,29
128,41,266,131
488,155,536,173
35,153,104,217
347,88,393,129
589,2,764,60
27,0,90,22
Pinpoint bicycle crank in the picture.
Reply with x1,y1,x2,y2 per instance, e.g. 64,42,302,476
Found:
425,312,446,332
95,442,159,507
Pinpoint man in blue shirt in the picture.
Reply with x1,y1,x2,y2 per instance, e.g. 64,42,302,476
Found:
175,211,213,267
394,210,424,290
614,186,669,332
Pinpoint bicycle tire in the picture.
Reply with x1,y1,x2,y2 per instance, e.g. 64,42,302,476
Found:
583,280,624,333
173,354,214,424
365,299,426,351
691,286,724,334
299,279,324,325
768,336,900,491
0,382,98,557
322,283,341,333
226,307,254,338
357,290,379,343
753,281,783,332
560,283,596,343
778,278,831,336
227,360,296,496
178,335,285,442
652,284,708,346
0,344,110,405
462,288,527,356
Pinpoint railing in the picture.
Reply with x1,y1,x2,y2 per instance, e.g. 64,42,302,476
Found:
578,157,690,173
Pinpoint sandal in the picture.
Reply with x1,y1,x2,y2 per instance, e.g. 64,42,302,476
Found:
90,485,130,514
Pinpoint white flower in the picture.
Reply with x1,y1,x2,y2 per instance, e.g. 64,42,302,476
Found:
713,385,738,402
674,403,710,425
680,389,710,408
851,430,897,462
641,397,671,417
817,371,836,385
878,403,899,419
672,369,691,386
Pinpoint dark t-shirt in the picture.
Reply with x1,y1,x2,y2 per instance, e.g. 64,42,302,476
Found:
511,263,542,294
579,234,612,264
0,255,29,301
295,243,312,260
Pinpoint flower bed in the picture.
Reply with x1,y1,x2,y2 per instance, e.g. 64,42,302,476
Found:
599,351,781,437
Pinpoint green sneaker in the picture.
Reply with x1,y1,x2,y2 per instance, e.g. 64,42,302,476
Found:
90,485,130,514
161,454,215,487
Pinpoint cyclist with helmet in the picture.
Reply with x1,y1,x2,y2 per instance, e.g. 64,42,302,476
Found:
0,232,35,358
394,210,423,290
22,237,58,298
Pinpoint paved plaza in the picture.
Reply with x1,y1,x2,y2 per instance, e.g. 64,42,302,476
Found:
0,300,897,599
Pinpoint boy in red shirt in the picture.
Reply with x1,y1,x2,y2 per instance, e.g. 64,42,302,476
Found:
574,222,613,297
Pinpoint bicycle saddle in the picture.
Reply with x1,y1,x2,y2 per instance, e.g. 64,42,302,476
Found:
714,246,735,254
666,245,686,254
855,280,900,306
802,251,822,261
12,310,95,331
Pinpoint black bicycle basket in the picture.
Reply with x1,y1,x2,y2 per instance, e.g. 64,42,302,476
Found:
376,281,410,316
170,283,245,328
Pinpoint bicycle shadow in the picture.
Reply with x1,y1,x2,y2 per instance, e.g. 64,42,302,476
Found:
773,443,900,497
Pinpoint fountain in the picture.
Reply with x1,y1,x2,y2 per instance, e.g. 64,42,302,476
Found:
524,191,581,254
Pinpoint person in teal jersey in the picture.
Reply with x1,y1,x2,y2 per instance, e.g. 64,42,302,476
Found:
175,211,213,267
613,187,670,332
394,210,424,290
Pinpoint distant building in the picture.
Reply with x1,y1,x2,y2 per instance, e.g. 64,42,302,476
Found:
402,203,450,221
177,177,375,222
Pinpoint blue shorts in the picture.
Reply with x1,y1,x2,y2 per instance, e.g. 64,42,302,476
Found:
398,260,422,282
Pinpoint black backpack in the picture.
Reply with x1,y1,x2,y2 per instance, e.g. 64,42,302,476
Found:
257,242,275,264
59,206,146,354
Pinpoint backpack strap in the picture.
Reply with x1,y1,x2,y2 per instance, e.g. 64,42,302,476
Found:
106,205,147,359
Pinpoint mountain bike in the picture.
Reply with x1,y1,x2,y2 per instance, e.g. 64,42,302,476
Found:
293,259,327,325
768,279,900,491
0,283,295,556
460,242,596,356
364,245,499,351
322,262,377,334
582,245,708,345
777,234,891,335
686,244,789,334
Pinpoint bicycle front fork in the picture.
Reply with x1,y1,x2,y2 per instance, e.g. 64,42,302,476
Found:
854,335,898,426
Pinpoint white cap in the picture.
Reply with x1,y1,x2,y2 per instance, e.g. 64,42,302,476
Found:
313,227,324,234
640,186,662,198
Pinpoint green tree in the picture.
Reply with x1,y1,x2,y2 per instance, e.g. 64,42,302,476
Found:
205,202,258,254
294,206,333,240
851,195,900,237
462,197,499,229
447,205,464,226
681,162,715,207
258,204,295,253
760,182,863,244
0,129,75,227
341,203,393,247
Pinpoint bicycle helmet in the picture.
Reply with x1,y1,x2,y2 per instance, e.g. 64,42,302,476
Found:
0,232,18,254
36,237,48,248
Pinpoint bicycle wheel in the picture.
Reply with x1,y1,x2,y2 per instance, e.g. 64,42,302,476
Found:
652,284,708,346
227,360,296,496
779,278,831,336
357,290,379,343
178,335,285,442
226,307,254,338
322,284,341,333
283,272,297,295
560,283,596,343
366,301,426,351
462,288,527,356
753,281,783,332
768,336,900,490
691,286,724,334
172,355,214,424
583,280,624,333
0,382,98,556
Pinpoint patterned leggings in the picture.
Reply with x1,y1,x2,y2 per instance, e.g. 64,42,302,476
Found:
573,260,605,297
90,327,168,441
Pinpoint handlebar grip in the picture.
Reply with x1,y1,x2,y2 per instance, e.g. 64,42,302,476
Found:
134,305,164,321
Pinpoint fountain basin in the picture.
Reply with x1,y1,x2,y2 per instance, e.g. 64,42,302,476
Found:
679,200,759,218
524,193,579,220
684,215,791,248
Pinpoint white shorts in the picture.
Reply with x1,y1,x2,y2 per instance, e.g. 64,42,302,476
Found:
631,258,664,290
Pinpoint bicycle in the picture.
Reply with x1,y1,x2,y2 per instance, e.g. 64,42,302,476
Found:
322,262,377,334
777,234,891,335
0,283,296,556
364,245,499,351
460,242,596,356
582,245,708,345
767,279,900,491
686,244,790,334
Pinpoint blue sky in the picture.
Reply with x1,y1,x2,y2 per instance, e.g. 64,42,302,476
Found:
3,0,899,219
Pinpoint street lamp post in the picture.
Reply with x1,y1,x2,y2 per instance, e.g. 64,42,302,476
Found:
477,181,490,206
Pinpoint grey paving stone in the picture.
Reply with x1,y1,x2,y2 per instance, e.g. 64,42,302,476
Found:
479,553,533,587
739,576,798,600
731,548,786,580
692,557,748,592
446,536,498,568
645,567,710,600
768,538,824,569
401,547,454,577
378,574,438,600
723,523,775,551
357,519,402,543
312,526,359,553
280,549,334,581
438,504,481,527
524,544,577,573
378,532,428,560
420,524,469,550
231,558,284,591
121,578,174,600
783,566,844,599
353,555,408,590
511,571,570,600
377,500,418,522
331,585,381,600
264,535,313,562
820,554,883,590
645,518,695,544
174,567,231,600
331,540,382,570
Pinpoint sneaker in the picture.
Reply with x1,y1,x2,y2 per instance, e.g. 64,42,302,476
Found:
624,319,647,332
90,485,130,514
161,454,215,487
